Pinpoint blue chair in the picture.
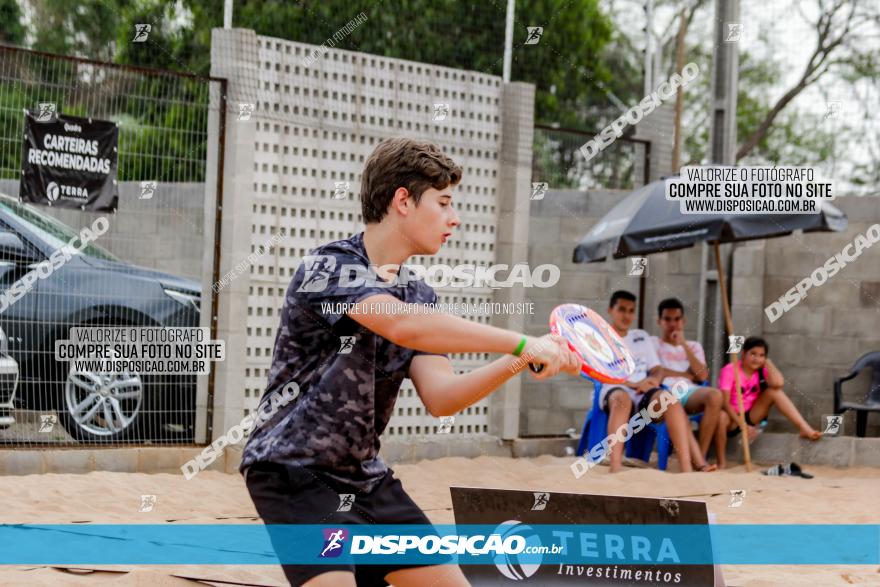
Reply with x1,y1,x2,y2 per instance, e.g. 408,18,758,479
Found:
626,384,705,470
575,380,606,461
627,412,704,470
577,381,704,470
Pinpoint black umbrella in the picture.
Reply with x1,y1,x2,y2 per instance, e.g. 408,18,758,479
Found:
572,178,848,470
573,179,847,263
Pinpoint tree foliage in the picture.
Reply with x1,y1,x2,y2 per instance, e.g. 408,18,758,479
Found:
0,0,25,45
4,0,635,185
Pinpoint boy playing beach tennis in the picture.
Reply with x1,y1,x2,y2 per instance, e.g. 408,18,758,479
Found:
602,291,716,473
652,298,734,468
240,137,581,587
719,337,821,441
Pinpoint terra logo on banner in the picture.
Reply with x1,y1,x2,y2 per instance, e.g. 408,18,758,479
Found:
20,111,119,212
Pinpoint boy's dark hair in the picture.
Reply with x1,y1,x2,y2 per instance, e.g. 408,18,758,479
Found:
359,138,462,223
609,290,636,308
743,336,768,354
658,297,685,317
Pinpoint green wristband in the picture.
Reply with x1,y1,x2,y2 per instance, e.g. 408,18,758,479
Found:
512,336,528,357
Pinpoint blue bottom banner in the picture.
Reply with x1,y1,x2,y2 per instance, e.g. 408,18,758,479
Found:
0,524,876,565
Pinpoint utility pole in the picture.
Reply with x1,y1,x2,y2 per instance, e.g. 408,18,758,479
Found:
503,0,515,82
224,0,233,29
671,10,689,172
700,0,740,381
643,0,654,96
708,0,739,165
699,0,745,466
636,0,656,329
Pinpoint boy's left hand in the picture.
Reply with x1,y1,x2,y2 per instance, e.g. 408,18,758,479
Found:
528,335,582,380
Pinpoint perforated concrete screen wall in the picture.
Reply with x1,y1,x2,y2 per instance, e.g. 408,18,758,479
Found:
243,37,504,437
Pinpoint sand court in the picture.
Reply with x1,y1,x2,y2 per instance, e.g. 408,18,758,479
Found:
0,455,878,585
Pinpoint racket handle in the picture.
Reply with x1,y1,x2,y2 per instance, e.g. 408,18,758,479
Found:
529,363,544,373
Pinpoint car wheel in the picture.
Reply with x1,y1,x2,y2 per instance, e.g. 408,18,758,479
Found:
60,362,144,442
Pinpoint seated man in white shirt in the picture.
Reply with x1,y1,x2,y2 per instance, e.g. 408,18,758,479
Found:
652,297,735,469
599,290,716,473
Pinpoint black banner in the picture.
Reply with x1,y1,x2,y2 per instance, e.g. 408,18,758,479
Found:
452,487,719,586
19,110,118,212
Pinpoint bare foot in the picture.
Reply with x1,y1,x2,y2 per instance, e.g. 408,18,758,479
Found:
716,460,726,470
800,428,822,441
609,465,624,474
699,463,718,472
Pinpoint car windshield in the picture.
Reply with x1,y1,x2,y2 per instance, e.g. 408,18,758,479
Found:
0,195,119,261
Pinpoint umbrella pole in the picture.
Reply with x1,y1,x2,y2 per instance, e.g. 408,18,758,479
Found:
713,242,753,472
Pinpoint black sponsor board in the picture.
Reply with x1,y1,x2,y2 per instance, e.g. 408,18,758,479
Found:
451,487,719,586
20,110,118,212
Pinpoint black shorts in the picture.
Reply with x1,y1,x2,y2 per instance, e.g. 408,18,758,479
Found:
637,387,666,415
244,461,450,586
727,410,757,437
602,386,665,416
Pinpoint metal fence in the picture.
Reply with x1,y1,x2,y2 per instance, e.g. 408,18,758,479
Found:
533,125,650,191
0,45,224,446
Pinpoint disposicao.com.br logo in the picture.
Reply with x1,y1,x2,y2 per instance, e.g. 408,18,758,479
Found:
319,528,348,558
349,532,528,556
297,255,560,291
329,524,559,561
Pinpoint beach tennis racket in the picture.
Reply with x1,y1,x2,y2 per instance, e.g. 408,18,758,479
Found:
529,303,635,384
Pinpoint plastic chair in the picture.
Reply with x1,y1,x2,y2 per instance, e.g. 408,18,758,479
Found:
833,351,880,437
631,414,704,470
577,381,703,470
575,379,606,460
625,385,704,471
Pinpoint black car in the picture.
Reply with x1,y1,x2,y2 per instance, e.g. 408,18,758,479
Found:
0,326,19,429
0,193,200,442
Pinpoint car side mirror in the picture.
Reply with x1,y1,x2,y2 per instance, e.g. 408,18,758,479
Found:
0,231,38,264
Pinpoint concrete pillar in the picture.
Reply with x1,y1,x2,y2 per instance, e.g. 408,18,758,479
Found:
632,101,675,182
202,28,260,441
490,81,535,440
709,0,741,166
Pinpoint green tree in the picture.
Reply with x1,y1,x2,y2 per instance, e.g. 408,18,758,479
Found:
180,0,629,129
681,48,841,169
0,0,26,45
630,0,879,190
6,1,638,184
29,0,122,61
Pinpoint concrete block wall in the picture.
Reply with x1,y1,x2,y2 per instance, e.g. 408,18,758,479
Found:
521,189,709,436
519,99,685,436
522,191,880,438
749,195,880,436
208,30,880,445
210,28,526,441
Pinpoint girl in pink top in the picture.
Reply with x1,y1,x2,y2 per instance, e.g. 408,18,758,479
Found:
718,337,821,440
